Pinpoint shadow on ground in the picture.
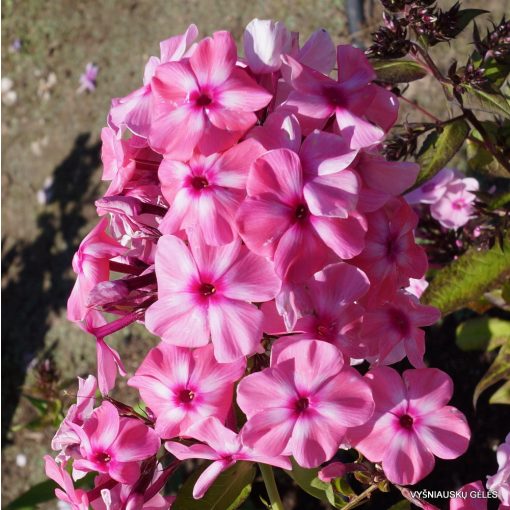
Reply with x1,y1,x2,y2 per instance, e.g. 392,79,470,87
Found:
1,133,101,444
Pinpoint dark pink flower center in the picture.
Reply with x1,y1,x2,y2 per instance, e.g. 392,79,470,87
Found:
316,322,335,340
388,308,410,336
323,84,347,107
196,93,212,107
191,176,209,190
178,389,195,403
199,283,216,297
399,414,414,430
452,198,466,210
294,204,309,221
295,397,310,412
385,234,401,262
94,452,111,464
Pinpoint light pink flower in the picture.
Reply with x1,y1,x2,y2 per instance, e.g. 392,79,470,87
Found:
352,197,427,301
150,31,272,159
243,19,292,74
487,433,510,506
450,481,489,510
361,290,440,367
78,63,98,93
71,401,160,484
109,25,198,137
128,344,245,439
347,366,471,485
67,218,125,322
430,177,479,229
405,168,457,205
237,339,374,468
79,310,127,396
44,455,89,510
158,138,264,245
145,234,280,362
166,417,291,498
281,46,398,148
52,375,97,461
236,135,366,282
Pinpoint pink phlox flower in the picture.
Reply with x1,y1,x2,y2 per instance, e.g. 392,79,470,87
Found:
352,197,427,302
71,401,160,484
487,433,510,506
354,151,420,212
280,45,398,148
109,25,199,137
271,262,370,359
449,481,489,510
158,138,265,246
52,375,98,461
347,366,471,485
405,168,480,230
78,311,127,396
166,417,291,499
149,30,272,160
248,109,303,152
237,339,374,468
243,19,335,76
91,470,176,509
236,131,366,283
243,19,292,74
128,343,245,439
67,218,125,323
100,128,163,197
405,168,457,205
430,175,479,229
145,233,280,362
78,63,98,93
361,290,440,368
44,455,89,510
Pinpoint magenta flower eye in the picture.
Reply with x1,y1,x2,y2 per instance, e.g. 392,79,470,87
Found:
399,414,414,430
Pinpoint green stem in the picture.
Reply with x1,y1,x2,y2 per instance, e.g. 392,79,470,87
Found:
259,464,284,510
342,484,378,510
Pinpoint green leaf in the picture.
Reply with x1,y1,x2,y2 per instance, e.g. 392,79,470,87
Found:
456,317,510,351
388,501,412,510
4,480,58,510
172,461,256,510
23,395,49,415
490,380,510,404
285,459,329,502
455,9,489,35
422,240,510,316
474,342,510,406
5,473,94,510
414,119,470,187
372,60,427,83
462,85,510,116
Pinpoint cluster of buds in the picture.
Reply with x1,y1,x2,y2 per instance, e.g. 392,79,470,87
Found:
448,59,491,94
366,13,410,59
474,17,510,65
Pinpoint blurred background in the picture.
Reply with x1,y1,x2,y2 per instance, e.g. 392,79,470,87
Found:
1,1,509,508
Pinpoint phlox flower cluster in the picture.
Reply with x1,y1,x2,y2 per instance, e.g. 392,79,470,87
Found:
47,18,472,508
